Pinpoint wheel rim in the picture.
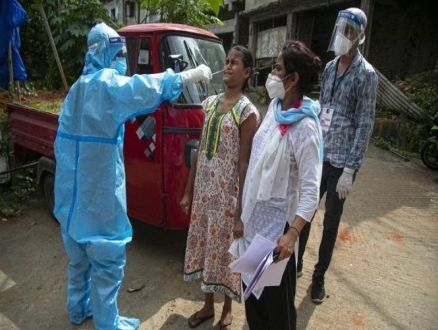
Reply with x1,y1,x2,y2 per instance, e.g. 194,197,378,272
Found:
422,143,438,169
43,174,55,213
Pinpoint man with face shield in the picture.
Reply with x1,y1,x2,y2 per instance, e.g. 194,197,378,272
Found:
328,8,367,57
297,8,378,304
54,22,211,330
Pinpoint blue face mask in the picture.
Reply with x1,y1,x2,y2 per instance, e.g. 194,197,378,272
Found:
111,57,127,75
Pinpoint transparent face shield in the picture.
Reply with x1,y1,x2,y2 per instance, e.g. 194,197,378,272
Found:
109,37,127,75
327,11,365,56
112,47,127,60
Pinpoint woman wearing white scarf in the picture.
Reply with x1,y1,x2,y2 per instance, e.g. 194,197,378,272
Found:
231,40,323,330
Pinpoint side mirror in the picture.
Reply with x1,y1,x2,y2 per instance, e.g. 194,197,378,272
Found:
184,139,199,168
168,54,188,73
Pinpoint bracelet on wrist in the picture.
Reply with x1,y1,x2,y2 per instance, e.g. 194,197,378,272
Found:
289,226,300,237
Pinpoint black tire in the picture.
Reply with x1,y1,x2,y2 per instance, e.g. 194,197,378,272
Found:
420,141,438,170
43,173,56,218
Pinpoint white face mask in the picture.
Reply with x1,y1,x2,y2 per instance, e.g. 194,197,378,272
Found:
265,73,290,99
333,33,353,56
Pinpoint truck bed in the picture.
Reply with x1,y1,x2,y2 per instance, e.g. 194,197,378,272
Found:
7,103,59,160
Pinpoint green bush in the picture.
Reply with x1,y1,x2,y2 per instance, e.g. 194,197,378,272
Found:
403,71,438,118
374,71,437,154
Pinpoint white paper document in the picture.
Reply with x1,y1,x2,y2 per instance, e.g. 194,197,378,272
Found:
228,234,290,300
228,234,276,274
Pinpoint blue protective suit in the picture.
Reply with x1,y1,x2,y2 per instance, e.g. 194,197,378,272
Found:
0,0,27,88
54,22,184,330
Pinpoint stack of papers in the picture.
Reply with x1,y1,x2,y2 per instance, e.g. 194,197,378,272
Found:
228,234,290,300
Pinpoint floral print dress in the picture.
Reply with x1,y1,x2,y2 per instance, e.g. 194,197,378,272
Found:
183,93,259,302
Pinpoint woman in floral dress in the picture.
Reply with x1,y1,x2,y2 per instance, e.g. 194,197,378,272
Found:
180,45,260,329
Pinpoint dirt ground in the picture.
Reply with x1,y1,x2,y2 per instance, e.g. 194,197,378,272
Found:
0,143,437,330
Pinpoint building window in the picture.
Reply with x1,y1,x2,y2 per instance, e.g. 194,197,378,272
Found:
258,16,287,32
126,1,135,18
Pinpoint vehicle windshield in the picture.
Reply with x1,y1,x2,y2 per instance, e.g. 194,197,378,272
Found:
159,34,225,105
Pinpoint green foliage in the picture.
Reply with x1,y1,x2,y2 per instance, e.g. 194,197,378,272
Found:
0,109,9,155
20,0,222,89
141,0,222,27
404,120,429,152
46,0,112,84
206,0,224,16
403,71,438,118
372,136,390,150
375,71,437,153
1,100,36,217
20,0,113,89
371,137,417,160
0,168,37,218
374,108,430,153
20,2,47,82
26,100,62,114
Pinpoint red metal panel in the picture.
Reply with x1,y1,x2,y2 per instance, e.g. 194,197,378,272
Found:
161,104,204,229
124,108,164,226
118,23,221,41
7,103,58,159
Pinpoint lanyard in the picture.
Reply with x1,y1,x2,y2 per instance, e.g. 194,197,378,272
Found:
329,58,352,104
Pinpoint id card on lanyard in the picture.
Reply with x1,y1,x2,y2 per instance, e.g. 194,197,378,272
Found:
320,106,334,133
320,58,351,133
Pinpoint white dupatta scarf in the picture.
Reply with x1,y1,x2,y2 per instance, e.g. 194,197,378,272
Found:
240,96,322,225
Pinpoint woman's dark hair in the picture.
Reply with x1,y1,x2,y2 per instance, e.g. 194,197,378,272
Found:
280,40,322,94
229,45,253,92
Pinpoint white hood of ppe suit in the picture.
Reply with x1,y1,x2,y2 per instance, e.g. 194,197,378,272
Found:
82,22,126,75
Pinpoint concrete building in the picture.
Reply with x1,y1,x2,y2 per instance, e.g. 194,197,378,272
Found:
206,0,437,87
99,0,437,92
100,0,159,25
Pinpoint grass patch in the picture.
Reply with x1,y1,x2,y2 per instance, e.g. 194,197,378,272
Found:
371,137,417,161
24,100,62,114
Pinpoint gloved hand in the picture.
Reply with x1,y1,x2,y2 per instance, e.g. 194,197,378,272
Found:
180,64,212,84
336,167,355,199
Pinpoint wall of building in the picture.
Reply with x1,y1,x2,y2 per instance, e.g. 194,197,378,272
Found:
368,0,438,79
245,0,277,11
310,3,350,67
97,0,435,82
101,0,150,26
225,0,436,81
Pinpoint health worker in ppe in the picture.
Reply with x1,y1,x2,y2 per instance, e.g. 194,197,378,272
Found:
297,7,378,304
54,22,212,330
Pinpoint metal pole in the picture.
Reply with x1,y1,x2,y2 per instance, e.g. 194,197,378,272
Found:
0,161,39,176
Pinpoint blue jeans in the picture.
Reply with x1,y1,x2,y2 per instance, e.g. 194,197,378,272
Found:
298,162,355,276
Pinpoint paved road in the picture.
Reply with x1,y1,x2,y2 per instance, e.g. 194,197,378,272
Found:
295,143,438,330
0,141,437,330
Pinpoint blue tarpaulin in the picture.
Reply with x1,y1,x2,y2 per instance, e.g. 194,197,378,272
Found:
0,0,27,88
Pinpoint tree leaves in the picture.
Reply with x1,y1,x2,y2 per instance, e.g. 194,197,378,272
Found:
140,0,223,27
21,0,112,88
